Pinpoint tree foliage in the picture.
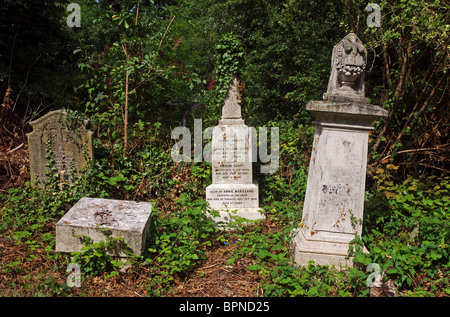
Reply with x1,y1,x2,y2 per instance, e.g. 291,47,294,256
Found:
2,0,447,177
345,0,449,176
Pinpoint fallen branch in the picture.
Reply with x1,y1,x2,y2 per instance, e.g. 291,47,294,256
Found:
380,143,449,162
417,163,450,174
0,143,23,156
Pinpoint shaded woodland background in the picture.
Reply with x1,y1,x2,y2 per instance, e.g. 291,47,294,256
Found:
1,0,448,189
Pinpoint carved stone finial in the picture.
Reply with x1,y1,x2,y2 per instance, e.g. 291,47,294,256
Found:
323,33,368,103
220,77,245,125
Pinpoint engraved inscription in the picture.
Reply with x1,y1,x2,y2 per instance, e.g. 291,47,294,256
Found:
27,110,93,183
316,183,357,234
207,187,259,208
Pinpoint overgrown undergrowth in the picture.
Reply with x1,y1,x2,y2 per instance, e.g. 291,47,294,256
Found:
0,125,449,297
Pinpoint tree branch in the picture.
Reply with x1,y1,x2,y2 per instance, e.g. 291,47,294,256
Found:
0,143,23,156
380,143,449,162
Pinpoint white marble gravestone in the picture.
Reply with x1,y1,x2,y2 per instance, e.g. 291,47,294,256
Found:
56,197,152,256
206,78,264,224
293,34,388,267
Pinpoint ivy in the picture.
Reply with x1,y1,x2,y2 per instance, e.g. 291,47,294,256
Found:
206,32,244,122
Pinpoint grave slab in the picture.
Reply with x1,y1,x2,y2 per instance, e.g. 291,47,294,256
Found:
27,110,93,184
55,197,152,256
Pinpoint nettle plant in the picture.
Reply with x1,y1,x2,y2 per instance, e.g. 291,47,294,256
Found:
70,228,135,279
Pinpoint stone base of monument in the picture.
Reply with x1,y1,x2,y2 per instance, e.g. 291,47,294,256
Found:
292,228,355,268
207,207,265,224
55,197,152,257
291,100,384,268
206,183,265,226
291,100,386,269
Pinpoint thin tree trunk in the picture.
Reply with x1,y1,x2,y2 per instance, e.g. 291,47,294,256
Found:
124,66,129,158
121,29,130,158
388,74,446,156
373,37,412,152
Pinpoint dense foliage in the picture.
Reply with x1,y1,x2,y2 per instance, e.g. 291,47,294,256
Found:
1,0,448,297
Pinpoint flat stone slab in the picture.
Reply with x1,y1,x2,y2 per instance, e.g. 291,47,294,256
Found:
55,197,152,256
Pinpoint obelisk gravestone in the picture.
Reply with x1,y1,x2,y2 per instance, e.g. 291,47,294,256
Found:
206,78,264,225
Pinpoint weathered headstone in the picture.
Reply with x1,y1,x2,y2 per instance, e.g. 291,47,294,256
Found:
27,110,93,183
292,33,388,267
206,78,264,224
55,197,152,256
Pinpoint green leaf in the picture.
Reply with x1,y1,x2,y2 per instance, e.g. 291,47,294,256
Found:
247,264,262,271
354,253,366,263
226,258,235,265
386,268,398,274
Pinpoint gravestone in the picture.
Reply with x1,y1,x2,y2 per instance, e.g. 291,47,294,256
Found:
206,78,264,225
55,197,152,256
27,110,93,183
292,33,388,267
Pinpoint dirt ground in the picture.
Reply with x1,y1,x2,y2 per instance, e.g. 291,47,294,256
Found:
0,233,264,297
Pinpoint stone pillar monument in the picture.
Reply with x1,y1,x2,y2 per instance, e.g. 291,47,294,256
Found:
293,33,388,267
206,77,265,225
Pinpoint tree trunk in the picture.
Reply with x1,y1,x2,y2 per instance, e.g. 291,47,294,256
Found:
373,36,412,153
124,67,129,158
